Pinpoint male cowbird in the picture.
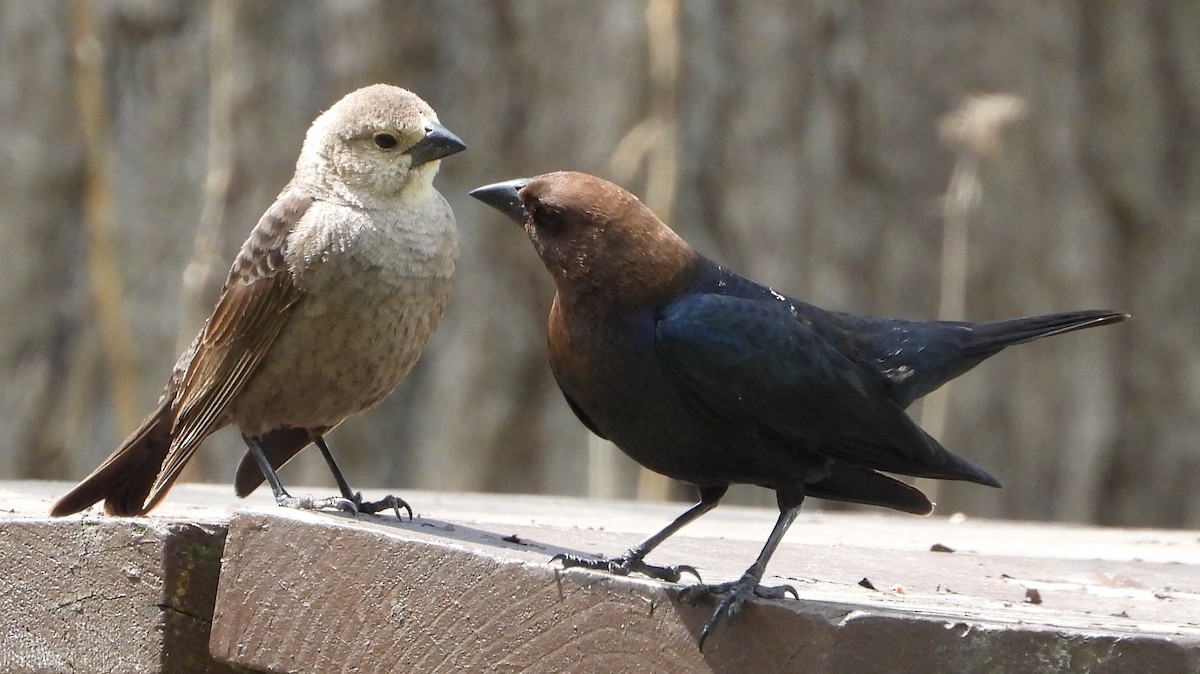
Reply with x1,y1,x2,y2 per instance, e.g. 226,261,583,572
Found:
471,171,1128,648
51,85,465,518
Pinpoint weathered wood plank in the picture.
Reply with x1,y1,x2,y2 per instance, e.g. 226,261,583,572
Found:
0,504,239,673
211,489,1200,673
6,481,1199,673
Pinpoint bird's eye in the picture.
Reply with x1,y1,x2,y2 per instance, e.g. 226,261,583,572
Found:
373,133,399,150
534,206,565,231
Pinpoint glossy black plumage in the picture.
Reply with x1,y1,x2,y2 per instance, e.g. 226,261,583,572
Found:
471,171,1129,648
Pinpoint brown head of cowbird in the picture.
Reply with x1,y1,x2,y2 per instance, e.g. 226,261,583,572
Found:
51,84,465,518
471,170,1129,649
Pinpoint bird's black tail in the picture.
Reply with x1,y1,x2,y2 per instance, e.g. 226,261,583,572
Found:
885,308,1129,407
963,309,1129,356
805,463,935,515
49,397,174,517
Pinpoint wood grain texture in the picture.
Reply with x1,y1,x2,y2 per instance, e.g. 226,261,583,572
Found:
212,512,821,672
0,514,238,673
4,482,1200,672
209,497,1200,674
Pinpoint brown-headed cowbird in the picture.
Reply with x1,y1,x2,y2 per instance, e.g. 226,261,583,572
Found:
471,171,1128,648
51,85,465,518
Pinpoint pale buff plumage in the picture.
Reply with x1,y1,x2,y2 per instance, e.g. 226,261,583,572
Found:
52,84,463,517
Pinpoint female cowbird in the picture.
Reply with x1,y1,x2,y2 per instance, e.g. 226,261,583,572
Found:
471,171,1127,648
51,85,465,518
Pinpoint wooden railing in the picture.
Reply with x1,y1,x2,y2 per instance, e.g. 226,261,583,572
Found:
3,482,1198,673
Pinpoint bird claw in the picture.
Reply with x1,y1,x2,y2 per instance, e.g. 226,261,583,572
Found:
353,493,413,521
275,492,359,515
680,574,799,650
272,490,411,520
550,552,702,584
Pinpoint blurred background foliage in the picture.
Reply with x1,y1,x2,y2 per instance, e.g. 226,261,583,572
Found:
1,0,1197,527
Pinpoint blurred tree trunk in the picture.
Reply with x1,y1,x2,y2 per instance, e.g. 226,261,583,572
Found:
0,1,88,481
1,0,1196,528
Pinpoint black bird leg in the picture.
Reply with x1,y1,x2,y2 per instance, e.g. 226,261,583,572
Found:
243,435,411,519
313,435,412,519
682,489,803,650
245,434,358,514
552,485,727,583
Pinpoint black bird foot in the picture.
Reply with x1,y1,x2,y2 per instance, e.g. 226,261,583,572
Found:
551,552,702,584
272,490,412,520
351,492,413,520
680,573,799,650
274,492,359,515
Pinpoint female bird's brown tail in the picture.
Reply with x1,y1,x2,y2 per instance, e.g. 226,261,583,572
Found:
49,397,175,517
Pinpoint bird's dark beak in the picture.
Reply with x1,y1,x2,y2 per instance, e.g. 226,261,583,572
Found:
469,178,531,224
408,120,467,166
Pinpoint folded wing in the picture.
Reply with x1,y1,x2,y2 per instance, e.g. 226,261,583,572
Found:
655,294,1000,488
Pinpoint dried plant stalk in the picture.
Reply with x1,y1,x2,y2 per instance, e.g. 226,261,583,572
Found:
71,0,139,433
919,94,1027,502
599,0,682,502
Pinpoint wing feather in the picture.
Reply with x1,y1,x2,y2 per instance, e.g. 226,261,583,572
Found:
655,294,999,486
140,189,313,510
